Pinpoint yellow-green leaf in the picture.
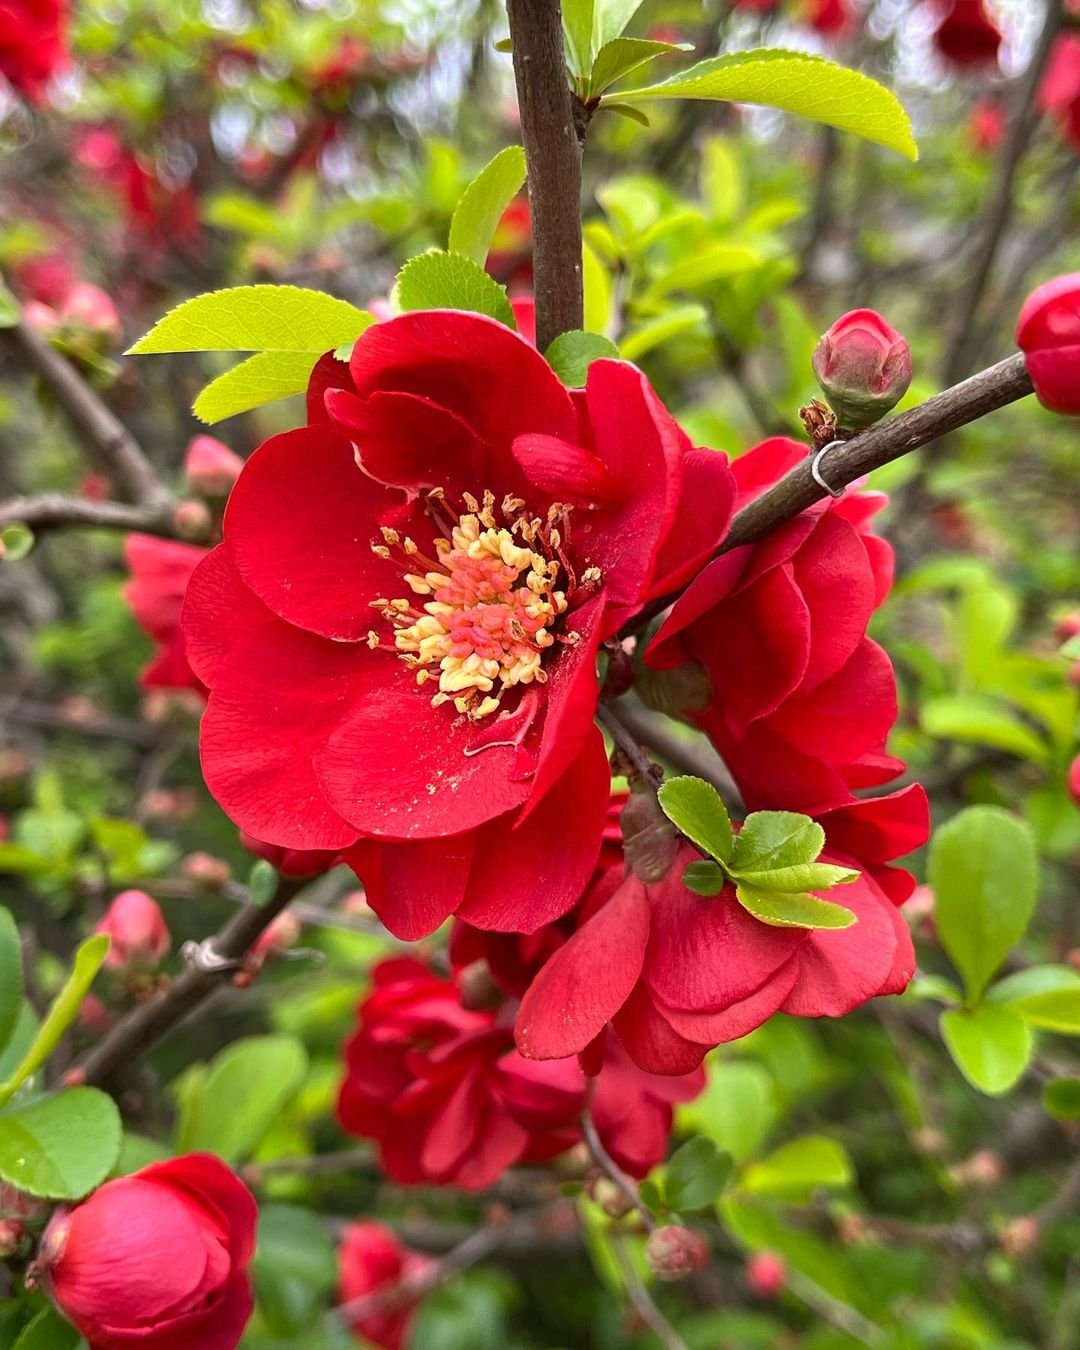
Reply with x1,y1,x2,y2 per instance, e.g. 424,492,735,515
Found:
448,146,527,267
193,350,322,423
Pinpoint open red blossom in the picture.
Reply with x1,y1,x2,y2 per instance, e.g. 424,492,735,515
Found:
124,535,208,695
336,957,703,1185
931,0,1003,71
183,310,736,941
516,785,926,1076
646,437,900,814
338,1222,432,1350
0,0,68,101
36,1154,257,1350
802,0,851,37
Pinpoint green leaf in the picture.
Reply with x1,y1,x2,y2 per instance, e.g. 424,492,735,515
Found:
987,964,1080,1005
643,245,762,303
664,1136,733,1212
582,240,613,336
731,811,824,874
1043,1078,1080,1120
921,693,1050,765
248,860,279,906
734,882,856,931
741,1134,853,1199
0,844,54,876
128,285,374,355
1,524,35,562
677,1061,775,1164
940,1005,1033,1096
0,1005,38,1085
396,252,515,329
731,861,859,894
0,908,22,1061
193,350,320,423
0,934,110,1109
448,146,527,267
565,0,647,78
599,101,652,127
657,776,734,863
0,1087,121,1199
1007,989,1080,1035
908,974,963,1007
253,1204,338,1337
11,1305,82,1350
544,330,619,387
683,860,727,897
588,37,690,97
928,805,1039,1003
0,284,19,329
604,49,917,161
178,1034,307,1164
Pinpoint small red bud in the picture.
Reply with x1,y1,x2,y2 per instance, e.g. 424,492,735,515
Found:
183,435,244,498
645,1225,709,1282
999,1216,1040,1260
588,1176,635,1220
78,993,113,1035
951,1149,1005,1189
1067,754,1080,808
812,309,912,431
95,890,171,973
181,852,232,888
173,499,213,542
746,1249,787,1298
1055,610,1080,643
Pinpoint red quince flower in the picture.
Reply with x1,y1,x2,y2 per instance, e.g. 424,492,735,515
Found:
95,889,171,972
1067,753,1080,807
239,830,342,879
969,98,1006,153
336,956,703,1186
645,437,900,814
812,309,912,431
338,1222,432,1350
931,0,1003,71
183,310,735,940
35,1154,257,1350
802,0,851,37
124,535,209,695
0,0,68,102
1017,273,1080,415
1039,35,1080,151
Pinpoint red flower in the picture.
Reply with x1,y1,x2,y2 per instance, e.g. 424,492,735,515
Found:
969,98,1006,153
0,0,68,101
931,0,1002,71
803,0,851,37
516,788,925,1076
812,309,911,431
183,310,735,940
124,535,208,694
338,1222,432,1350
184,435,244,498
1016,273,1080,415
239,830,342,879
336,957,702,1185
35,1154,257,1350
646,437,900,814
1039,36,1080,151
95,890,170,972
1067,753,1080,807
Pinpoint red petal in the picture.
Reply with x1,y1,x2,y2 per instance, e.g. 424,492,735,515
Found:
326,387,481,492
612,982,709,1076
512,433,618,506
790,512,876,693
306,350,356,423
224,424,402,641
645,548,748,672
654,957,798,1042
515,874,651,1059
344,833,476,940
764,637,897,763
139,1153,258,1268
647,448,737,601
181,545,270,688
729,436,807,510
816,785,930,869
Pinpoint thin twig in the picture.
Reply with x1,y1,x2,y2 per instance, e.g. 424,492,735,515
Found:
0,493,179,539
611,1233,689,1350
581,1109,655,1233
596,703,662,793
606,697,744,814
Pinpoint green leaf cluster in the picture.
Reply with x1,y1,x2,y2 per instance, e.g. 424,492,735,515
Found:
657,776,858,930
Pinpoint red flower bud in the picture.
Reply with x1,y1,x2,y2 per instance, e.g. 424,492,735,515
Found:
184,435,245,498
1016,273,1080,415
61,283,121,341
238,830,341,879
746,1249,787,1298
1055,610,1080,642
812,309,912,430
173,498,214,542
34,1154,257,1350
338,1222,432,1350
645,1225,709,1282
1068,754,1080,807
95,890,171,972
999,1216,1041,1261
181,852,233,888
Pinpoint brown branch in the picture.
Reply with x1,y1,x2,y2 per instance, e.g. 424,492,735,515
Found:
1,319,169,505
581,1108,655,1232
3,699,163,747
940,0,1066,387
0,493,179,539
506,0,583,350
596,702,662,794
621,352,1034,637
79,873,307,1088
604,696,744,814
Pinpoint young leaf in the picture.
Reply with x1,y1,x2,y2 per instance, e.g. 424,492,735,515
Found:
193,350,321,423
128,285,374,354
678,1061,775,1164
928,805,1039,1004
602,49,918,162
11,1305,82,1350
448,146,527,267
587,37,690,98
0,907,23,1061
1043,1078,1080,1120
941,1005,1033,1096
683,860,727,897
618,302,707,361
564,0,647,78
741,1134,853,1199
545,330,619,387
657,776,734,863
1006,989,1080,1035
664,1135,733,1212
0,934,110,1108
987,964,1080,1005
731,812,824,874
599,101,652,127
735,882,856,931
248,860,278,906
729,861,859,894
0,1087,121,1199
396,252,515,329
0,523,34,562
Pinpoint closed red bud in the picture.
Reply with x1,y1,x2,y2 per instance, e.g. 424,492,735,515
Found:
1017,274,1080,415
1000,1216,1040,1260
746,1249,787,1298
78,993,113,1035
250,911,301,963
182,852,232,888
812,309,912,431
173,499,213,542
34,1155,257,1350
95,890,170,972
645,1225,709,1282
588,1176,635,1220
339,1222,432,1350
1067,754,1080,807
954,1149,1005,1188
61,283,121,340
184,435,245,498
1055,610,1080,642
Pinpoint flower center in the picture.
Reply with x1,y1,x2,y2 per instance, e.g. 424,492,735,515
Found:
370,490,595,720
